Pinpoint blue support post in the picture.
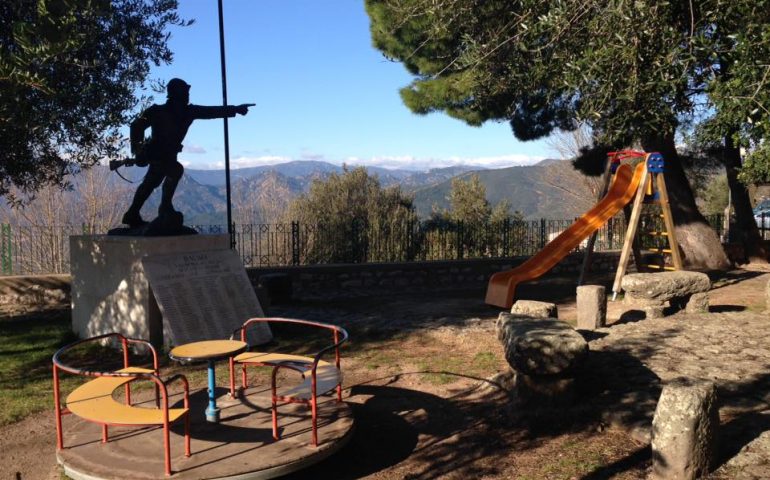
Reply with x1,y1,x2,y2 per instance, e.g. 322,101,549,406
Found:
205,360,220,423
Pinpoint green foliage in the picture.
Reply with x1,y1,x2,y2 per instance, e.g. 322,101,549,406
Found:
0,0,188,202
701,175,730,215
449,174,491,225
490,200,525,224
286,167,418,263
739,145,770,185
681,3,770,186
365,0,770,167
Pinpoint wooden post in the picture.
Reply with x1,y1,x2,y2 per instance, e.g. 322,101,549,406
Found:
612,165,650,299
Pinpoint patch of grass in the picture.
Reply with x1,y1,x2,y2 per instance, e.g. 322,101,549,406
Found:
416,356,466,385
361,348,401,371
471,351,498,372
413,349,502,386
531,435,620,479
0,309,77,426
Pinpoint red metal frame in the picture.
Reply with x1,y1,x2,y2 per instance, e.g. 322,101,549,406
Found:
608,149,650,163
52,333,190,476
228,317,348,446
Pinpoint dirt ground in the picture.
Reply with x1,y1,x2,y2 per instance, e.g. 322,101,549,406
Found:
2,267,769,480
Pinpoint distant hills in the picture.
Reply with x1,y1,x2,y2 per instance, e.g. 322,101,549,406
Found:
20,159,598,225
411,159,600,219
170,161,489,224
137,158,601,224
183,160,479,189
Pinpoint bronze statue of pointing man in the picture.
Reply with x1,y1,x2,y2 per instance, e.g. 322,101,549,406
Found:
121,78,253,228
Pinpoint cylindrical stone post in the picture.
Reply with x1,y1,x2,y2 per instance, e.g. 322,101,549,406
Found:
651,379,719,480
576,285,606,330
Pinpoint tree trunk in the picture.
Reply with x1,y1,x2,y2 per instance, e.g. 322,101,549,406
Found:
642,134,730,270
722,135,768,263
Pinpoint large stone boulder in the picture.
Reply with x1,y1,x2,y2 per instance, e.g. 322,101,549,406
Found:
621,271,711,319
651,379,719,480
497,313,588,376
510,300,558,318
621,271,710,300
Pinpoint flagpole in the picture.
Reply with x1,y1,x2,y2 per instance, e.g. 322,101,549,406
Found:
217,0,235,249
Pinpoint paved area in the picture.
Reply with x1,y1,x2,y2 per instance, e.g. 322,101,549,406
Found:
589,310,770,479
271,270,770,479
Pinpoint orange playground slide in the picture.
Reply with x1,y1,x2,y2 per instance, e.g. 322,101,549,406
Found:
485,162,646,309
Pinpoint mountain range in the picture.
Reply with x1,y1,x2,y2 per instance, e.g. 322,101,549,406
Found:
69,159,599,225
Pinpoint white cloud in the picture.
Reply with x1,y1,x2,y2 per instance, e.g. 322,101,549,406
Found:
183,144,206,154
193,155,292,170
344,154,545,171
184,153,546,171
299,150,326,161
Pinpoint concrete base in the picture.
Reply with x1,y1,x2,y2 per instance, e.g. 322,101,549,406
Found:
57,386,354,479
70,235,229,346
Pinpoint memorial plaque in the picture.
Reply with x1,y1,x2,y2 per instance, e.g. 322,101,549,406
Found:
142,249,272,346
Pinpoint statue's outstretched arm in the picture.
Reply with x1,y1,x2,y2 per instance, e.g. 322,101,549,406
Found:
189,104,254,119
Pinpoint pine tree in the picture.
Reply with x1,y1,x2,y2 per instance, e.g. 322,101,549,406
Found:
365,0,770,267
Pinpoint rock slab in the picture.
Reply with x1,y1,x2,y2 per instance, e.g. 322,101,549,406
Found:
621,271,710,300
651,379,719,480
510,300,558,318
497,313,588,376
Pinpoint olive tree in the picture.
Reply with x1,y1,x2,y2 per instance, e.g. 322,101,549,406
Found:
0,0,188,202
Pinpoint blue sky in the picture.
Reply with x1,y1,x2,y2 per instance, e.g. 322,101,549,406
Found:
146,0,552,171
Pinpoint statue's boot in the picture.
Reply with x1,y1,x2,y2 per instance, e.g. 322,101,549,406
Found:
122,182,153,227
121,210,147,228
158,175,181,218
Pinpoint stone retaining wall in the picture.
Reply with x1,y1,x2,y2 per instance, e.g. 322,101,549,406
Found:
0,274,70,307
0,252,624,306
247,251,623,299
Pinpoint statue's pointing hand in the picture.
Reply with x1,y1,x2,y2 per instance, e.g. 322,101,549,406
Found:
236,103,255,115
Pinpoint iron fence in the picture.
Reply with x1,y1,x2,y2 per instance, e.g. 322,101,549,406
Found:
1,214,729,276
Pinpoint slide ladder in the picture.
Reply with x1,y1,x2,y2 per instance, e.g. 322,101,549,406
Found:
610,153,683,299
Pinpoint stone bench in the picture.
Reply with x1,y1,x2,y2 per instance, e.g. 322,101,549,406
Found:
497,313,588,405
621,271,711,319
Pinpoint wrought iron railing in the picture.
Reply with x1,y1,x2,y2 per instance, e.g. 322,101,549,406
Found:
0,214,729,275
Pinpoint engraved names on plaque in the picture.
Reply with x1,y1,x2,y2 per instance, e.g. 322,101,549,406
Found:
142,249,272,346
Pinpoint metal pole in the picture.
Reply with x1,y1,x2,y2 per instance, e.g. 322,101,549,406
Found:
217,0,235,249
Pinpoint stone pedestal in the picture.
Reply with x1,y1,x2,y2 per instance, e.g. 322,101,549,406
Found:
70,234,229,346
651,379,719,480
577,285,607,330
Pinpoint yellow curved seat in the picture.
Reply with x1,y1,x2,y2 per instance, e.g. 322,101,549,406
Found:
66,367,187,425
233,352,342,400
